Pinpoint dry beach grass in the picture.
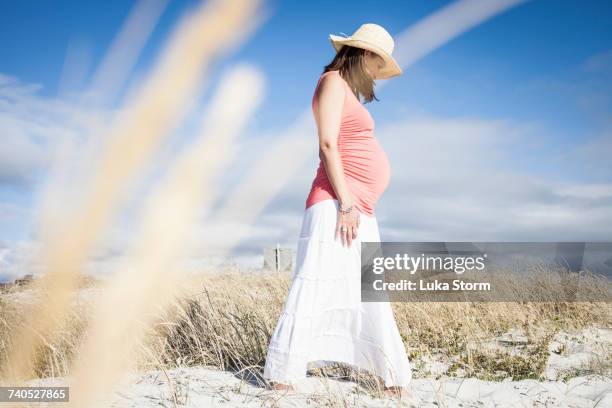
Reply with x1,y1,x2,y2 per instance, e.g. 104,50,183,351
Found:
1,267,610,405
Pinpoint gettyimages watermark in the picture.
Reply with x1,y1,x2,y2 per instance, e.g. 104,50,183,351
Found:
360,242,612,302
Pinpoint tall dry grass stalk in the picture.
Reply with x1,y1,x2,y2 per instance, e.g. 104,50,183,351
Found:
65,64,264,408
1,0,264,406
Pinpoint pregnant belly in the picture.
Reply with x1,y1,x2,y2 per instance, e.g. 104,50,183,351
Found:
339,136,391,207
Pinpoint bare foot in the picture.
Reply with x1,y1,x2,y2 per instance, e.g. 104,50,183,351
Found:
383,385,413,400
268,381,296,391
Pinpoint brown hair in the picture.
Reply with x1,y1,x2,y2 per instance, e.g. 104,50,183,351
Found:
322,45,379,104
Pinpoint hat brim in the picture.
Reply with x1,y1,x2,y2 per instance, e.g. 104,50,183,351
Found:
329,35,402,79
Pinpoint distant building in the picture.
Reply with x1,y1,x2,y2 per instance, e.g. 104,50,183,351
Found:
0,274,35,291
263,243,294,272
15,274,34,286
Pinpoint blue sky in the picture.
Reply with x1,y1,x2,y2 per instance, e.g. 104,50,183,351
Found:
0,0,611,279
2,0,610,129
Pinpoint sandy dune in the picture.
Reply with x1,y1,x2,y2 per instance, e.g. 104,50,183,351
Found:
24,364,611,408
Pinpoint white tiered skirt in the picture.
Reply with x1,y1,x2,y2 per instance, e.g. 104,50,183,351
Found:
263,198,412,387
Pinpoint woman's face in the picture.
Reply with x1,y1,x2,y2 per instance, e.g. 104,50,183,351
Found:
363,50,386,80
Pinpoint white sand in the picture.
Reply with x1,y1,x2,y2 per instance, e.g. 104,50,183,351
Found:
24,364,611,408
6,287,611,407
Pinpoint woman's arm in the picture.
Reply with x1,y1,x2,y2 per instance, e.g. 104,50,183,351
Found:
314,74,354,210
314,74,360,247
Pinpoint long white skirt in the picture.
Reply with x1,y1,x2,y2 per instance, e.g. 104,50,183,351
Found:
263,198,413,388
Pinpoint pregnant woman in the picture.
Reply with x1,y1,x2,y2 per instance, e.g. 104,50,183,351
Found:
263,23,413,399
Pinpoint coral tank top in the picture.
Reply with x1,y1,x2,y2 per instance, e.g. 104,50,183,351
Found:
305,70,391,217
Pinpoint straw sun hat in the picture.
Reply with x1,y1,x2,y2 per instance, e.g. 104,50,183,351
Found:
329,23,402,79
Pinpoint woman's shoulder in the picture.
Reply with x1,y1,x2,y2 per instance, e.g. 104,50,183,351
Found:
312,70,347,109
315,70,346,93
321,69,340,77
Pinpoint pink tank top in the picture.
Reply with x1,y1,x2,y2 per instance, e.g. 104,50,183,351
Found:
305,70,391,217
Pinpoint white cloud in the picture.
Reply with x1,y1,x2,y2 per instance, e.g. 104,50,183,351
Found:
0,73,101,186
583,48,612,73
0,240,43,282
373,114,612,241
572,131,612,178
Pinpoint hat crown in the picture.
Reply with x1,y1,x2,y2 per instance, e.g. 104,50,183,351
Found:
349,23,395,54
328,23,403,79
